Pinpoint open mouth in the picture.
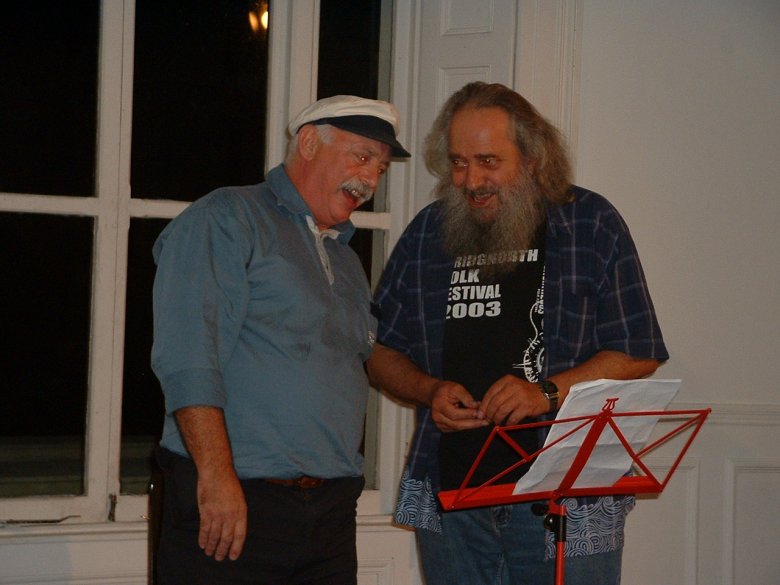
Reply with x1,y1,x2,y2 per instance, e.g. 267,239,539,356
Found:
342,183,373,206
467,189,496,206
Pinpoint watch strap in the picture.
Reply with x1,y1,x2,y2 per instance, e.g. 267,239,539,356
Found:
538,380,560,412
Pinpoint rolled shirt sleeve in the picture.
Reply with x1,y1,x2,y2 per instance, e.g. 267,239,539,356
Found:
151,193,252,414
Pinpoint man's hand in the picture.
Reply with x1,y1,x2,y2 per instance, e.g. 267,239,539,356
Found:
430,381,490,432
175,406,247,561
196,467,247,561
478,375,550,425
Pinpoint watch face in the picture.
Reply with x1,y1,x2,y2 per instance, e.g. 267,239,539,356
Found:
540,381,557,397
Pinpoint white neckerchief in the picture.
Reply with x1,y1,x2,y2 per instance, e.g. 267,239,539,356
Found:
306,215,340,285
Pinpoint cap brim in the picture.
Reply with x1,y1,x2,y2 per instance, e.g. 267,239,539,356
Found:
315,116,411,158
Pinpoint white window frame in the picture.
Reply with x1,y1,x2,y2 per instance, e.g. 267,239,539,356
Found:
0,0,413,526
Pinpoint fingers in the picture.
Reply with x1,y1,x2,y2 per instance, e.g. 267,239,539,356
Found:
198,508,247,561
431,382,490,432
197,478,248,561
228,516,247,561
206,514,247,561
479,376,547,425
429,377,548,431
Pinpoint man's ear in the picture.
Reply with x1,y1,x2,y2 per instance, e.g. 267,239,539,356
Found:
297,124,320,160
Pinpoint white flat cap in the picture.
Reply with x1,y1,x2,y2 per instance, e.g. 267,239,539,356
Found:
288,95,411,158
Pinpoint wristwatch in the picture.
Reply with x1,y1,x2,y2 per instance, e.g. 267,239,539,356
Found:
538,380,560,412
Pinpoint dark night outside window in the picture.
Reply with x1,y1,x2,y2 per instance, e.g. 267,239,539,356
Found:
0,0,384,499
0,2,99,197
0,1,99,497
0,213,93,496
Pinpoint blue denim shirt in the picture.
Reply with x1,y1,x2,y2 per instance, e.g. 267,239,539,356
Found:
152,165,376,479
374,187,668,555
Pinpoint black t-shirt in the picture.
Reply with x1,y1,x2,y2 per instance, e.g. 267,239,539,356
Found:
439,230,546,490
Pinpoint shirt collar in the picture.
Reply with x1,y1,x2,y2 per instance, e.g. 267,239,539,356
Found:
266,164,356,243
545,189,579,239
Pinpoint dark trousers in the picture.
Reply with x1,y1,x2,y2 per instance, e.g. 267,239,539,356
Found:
155,448,364,585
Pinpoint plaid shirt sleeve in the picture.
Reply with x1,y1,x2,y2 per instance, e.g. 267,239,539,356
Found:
373,205,450,531
544,188,668,376
374,204,450,377
373,227,412,356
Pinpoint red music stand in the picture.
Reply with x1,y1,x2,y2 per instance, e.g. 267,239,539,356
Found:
438,397,710,585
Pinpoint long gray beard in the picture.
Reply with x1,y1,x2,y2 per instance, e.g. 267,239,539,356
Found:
439,174,546,282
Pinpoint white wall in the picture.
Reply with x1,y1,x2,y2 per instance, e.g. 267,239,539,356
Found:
575,1,780,583
575,0,780,404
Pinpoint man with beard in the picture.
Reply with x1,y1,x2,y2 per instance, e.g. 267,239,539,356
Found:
367,82,668,585
152,95,410,584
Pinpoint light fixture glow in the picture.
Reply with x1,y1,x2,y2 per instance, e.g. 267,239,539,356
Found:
248,2,269,34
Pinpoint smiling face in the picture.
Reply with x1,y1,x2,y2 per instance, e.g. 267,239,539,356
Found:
296,124,391,229
447,106,529,223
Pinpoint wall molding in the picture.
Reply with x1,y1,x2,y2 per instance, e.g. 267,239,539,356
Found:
722,458,780,585
637,458,701,584
357,557,395,585
514,0,582,154
672,401,780,426
0,575,144,585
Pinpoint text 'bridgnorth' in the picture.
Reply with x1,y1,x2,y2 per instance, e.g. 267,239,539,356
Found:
453,248,540,269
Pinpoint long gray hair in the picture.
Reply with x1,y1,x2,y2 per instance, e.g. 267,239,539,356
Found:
425,82,572,205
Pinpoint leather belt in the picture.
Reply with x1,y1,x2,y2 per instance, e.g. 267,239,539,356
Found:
264,476,326,489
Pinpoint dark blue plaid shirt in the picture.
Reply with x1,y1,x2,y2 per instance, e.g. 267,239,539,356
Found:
374,187,668,554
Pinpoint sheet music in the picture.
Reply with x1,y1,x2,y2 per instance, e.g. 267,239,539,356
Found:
512,379,681,495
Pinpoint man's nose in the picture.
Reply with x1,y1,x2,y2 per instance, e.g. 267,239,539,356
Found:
461,165,486,191
360,162,384,191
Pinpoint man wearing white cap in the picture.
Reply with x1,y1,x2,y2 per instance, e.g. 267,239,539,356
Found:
151,95,410,584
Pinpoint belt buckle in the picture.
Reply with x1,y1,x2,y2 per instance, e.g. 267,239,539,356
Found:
296,476,325,489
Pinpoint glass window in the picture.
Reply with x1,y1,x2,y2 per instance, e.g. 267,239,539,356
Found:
121,218,168,494
130,0,269,201
318,0,382,101
0,213,93,497
0,0,394,517
0,2,99,197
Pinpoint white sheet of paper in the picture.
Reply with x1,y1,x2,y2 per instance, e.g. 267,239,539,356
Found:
512,379,682,495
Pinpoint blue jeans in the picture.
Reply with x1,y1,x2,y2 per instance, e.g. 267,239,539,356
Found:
417,503,622,585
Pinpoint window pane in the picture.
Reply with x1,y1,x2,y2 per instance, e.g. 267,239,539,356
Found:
318,0,381,101
0,213,92,497
131,0,270,201
0,2,99,197
121,219,168,494
349,227,375,281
